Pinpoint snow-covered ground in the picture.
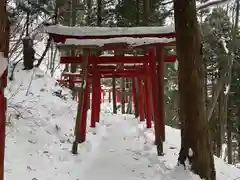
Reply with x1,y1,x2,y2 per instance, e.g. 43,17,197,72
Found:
4,64,240,180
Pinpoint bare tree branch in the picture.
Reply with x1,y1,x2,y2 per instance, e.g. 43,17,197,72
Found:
197,0,233,10
35,37,52,67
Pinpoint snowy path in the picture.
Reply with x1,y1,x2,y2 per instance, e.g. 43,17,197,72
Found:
80,115,159,180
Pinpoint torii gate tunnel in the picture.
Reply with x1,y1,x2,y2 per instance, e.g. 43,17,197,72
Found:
46,24,176,156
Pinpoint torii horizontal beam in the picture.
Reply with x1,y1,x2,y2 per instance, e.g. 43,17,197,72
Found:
57,42,176,51
88,65,145,70
62,70,146,77
60,55,176,64
59,73,143,82
101,74,142,78
62,68,145,76
62,66,144,74
93,69,145,74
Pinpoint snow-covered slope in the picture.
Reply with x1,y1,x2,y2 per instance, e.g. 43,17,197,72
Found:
5,65,106,179
4,65,240,180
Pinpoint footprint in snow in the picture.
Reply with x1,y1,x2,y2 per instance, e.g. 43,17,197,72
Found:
143,144,152,151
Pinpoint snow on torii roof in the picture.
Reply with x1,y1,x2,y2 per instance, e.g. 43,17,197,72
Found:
55,37,175,47
45,24,176,39
45,24,176,49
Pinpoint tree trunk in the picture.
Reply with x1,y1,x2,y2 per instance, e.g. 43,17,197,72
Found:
217,81,226,157
22,0,34,70
70,0,78,98
0,1,8,56
23,38,35,70
143,0,150,25
62,0,72,72
220,0,240,164
227,112,232,164
210,72,218,156
174,0,216,179
26,0,30,36
86,0,92,25
238,133,240,162
97,0,102,26
136,0,140,25
226,0,240,164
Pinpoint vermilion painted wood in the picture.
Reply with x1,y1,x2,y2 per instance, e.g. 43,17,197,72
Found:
100,65,145,70
89,65,145,70
132,78,138,118
149,48,165,145
60,56,149,64
101,74,143,78
96,75,101,123
61,70,146,77
144,63,152,129
116,91,121,103
148,48,158,143
60,55,176,64
90,64,97,128
165,55,176,63
90,69,145,74
137,77,145,122
62,67,146,75
61,66,145,77
58,73,143,82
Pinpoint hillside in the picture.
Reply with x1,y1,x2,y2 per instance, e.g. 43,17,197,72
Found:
3,65,240,180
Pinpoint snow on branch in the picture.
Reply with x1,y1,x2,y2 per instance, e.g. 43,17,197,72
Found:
220,37,229,54
0,52,8,77
197,0,233,11
224,85,230,95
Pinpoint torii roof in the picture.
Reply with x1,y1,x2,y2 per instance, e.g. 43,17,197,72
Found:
45,24,176,49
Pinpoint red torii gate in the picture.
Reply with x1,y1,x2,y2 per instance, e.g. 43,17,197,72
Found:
46,24,176,156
